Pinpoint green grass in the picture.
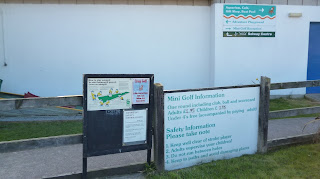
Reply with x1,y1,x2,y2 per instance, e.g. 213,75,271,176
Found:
270,97,320,111
270,97,320,119
0,121,82,142
148,143,320,179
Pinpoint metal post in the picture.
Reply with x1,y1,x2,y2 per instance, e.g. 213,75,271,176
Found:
82,157,87,179
147,149,152,165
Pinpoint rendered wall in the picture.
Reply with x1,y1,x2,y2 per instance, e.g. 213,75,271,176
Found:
1,4,319,97
212,4,320,95
0,4,211,96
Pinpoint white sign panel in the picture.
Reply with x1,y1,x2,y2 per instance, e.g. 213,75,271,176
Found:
123,109,148,145
164,87,260,170
87,78,132,111
132,78,150,104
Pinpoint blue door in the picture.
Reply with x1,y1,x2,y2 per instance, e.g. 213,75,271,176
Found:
307,22,320,93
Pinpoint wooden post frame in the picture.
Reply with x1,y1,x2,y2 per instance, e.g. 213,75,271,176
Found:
153,83,165,172
153,81,266,171
258,76,271,153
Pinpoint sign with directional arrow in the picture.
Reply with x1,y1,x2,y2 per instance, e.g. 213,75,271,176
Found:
223,5,276,37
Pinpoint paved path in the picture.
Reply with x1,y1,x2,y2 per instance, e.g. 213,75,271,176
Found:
1,117,320,179
268,117,319,139
305,93,320,102
0,145,149,179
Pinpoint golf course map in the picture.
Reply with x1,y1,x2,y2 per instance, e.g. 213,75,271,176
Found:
98,92,129,103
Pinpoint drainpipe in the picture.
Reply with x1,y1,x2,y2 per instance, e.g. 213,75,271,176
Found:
0,8,7,67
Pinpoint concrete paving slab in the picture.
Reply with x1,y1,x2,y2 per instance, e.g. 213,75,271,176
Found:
268,117,320,139
305,93,320,102
0,144,149,179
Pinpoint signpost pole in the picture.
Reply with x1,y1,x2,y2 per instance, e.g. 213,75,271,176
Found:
82,157,87,179
83,76,88,179
147,149,151,165
258,76,271,153
153,83,165,172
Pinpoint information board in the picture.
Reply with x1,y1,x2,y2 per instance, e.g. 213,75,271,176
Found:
83,74,154,157
87,78,132,111
164,87,260,170
223,4,276,37
123,109,148,146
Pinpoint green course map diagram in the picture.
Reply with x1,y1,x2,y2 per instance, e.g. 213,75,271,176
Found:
98,92,129,103
87,78,132,111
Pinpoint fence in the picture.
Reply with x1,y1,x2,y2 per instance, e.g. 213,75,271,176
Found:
269,80,320,119
1,79,320,113
0,77,320,175
267,80,320,148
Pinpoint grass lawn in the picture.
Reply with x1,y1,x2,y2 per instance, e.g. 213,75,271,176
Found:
148,143,320,179
270,97,320,111
0,120,82,142
270,97,320,119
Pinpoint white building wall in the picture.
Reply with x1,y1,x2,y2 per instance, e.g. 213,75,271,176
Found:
209,3,215,87
1,4,320,97
212,4,320,95
0,4,211,96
